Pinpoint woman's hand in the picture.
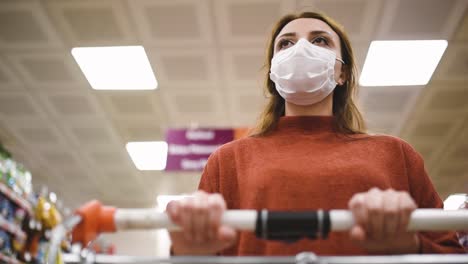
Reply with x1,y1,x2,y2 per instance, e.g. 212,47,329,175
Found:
167,191,237,255
348,188,420,254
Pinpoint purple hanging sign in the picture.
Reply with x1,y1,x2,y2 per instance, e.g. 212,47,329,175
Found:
165,128,234,171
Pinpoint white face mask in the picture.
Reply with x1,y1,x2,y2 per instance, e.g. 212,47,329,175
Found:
269,38,344,106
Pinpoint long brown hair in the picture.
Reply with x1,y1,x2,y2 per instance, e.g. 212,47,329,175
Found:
251,11,366,136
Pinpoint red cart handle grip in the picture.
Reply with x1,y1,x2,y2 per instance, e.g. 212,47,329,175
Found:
71,200,116,245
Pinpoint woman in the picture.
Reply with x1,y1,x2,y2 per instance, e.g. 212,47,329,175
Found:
166,11,464,255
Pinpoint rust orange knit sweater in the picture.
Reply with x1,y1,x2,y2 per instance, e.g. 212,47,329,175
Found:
198,116,464,255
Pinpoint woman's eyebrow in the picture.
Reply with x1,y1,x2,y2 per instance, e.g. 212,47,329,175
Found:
276,30,335,42
276,32,297,40
308,30,333,37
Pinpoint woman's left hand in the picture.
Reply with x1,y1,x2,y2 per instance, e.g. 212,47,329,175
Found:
348,188,420,254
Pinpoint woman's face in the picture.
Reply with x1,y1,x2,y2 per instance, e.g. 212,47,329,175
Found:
273,18,346,85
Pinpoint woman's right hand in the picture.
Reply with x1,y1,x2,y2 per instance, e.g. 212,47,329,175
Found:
166,191,237,255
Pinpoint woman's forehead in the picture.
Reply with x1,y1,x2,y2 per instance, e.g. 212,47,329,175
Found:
277,18,339,40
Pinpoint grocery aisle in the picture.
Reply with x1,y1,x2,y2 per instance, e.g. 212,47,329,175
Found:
0,0,467,262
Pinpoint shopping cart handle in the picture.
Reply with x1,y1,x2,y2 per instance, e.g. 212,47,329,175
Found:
48,201,468,264
69,200,468,246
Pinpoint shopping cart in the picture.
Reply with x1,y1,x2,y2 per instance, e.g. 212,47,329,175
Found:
48,200,468,264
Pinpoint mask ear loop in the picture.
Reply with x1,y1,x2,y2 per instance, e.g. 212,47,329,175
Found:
336,57,345,64
335,58,346,86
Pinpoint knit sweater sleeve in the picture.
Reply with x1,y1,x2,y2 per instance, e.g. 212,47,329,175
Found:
401,141,465,253
198,149,220,194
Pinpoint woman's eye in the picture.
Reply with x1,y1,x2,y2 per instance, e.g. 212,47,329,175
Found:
278,39,294,50
311,36,329,46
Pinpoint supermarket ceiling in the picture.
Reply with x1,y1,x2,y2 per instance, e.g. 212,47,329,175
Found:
0,0,467,210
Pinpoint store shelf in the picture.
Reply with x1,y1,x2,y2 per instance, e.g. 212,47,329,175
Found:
0,183,33,216
0,215,26,241
0,253,21,264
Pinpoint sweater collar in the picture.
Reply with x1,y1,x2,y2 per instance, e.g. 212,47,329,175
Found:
275,115,335,134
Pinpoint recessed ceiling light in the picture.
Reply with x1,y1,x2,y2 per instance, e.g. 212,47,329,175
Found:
359,40,448,86
71,46,157,90
126,141,168,171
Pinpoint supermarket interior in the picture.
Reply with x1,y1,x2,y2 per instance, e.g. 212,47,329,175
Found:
0,0,467,263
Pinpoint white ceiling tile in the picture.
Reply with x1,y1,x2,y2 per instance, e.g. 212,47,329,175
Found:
426,119,468,172
405,81,468,123
0,91,46,119
86,148,132,171
6,51,86,90
39,90,104,118
50,95,97,115
432,167,468,199
454,9,468,40
404,115,466,165
42,149,79,167
402,116,467,174
227,88,266,127
128,0,214,47
0,1,63,49
411,120,454,138
214,0,296,45
109,95,154,115
61,117,122,151
376,0,468,40
5,146,43,172
360,86,421,114
365,113,400,135
45,0,136,46
175,94,214,113
425,86,468,112
0,56,22,89
57,166,101,192
353,42,371,70
1,118,67,151
297,0,382,42
0,122,21,147
448,143,468,164
99,92,161,117
18,127,57,144
434,162,468,181
410,140,439,162
113,117,163,142
0,64,8,83
360,86,423,135
147,48,219,88
161,89,230,127
433,44,468,81
223,48,265,88
96,92,167,133
73,126,114,145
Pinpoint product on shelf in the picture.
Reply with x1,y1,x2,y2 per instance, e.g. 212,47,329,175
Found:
36,196,62,230
13,208,25,228
0,159,16,190
0,230,12,256
0,149,33,200
0,195,15,222
0,144,71,263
